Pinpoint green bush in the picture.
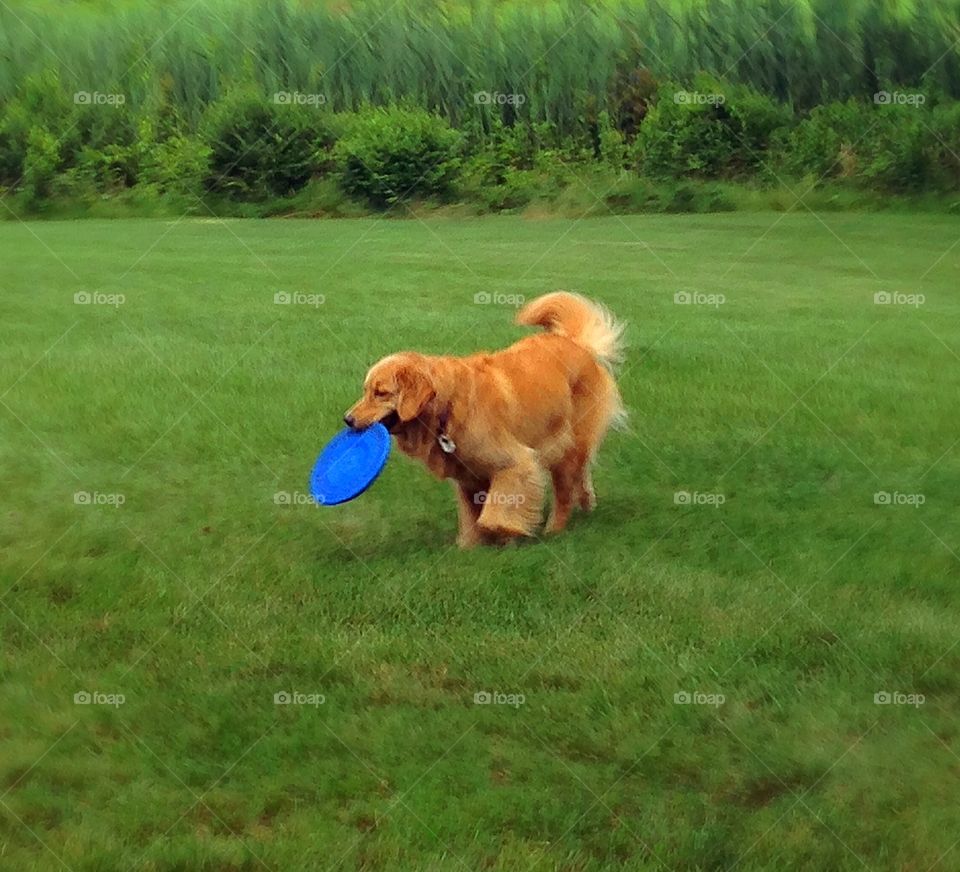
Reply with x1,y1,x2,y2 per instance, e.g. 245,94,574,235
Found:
202,91,336,199
0,72,78,189
780,101,870,180
0,98,34,188
22,128,61,203
861,115,929,193
335,106,462,206
727,90,795,176
70,100,139,191
597,111,628,169
458,118,588,211
457,121,544,208
634,78,792,180
926,102,960,189
139,133,211,199
781,100,935,192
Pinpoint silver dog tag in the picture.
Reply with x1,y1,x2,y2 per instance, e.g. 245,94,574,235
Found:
438,434,456,454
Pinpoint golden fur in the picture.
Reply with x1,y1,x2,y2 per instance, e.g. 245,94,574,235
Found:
344,291,625,547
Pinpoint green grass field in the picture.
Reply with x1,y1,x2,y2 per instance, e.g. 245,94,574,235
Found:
2,212,959,871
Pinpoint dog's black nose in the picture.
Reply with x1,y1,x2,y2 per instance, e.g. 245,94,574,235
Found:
344,414,356,428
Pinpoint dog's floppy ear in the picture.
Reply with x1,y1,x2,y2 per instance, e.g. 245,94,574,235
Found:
396,361,436,422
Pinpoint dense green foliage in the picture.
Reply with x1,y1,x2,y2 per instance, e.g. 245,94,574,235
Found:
4,0,960,120
634,78,794,179
2,0,960,214
5,75,960,216
336,106,462,205
201,91,339,199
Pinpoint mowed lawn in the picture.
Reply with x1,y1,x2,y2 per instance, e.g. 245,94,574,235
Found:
1,212,959,871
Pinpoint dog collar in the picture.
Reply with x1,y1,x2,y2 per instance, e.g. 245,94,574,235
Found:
436,404,456,454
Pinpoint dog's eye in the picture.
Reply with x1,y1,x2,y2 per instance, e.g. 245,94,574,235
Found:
373,388,390,399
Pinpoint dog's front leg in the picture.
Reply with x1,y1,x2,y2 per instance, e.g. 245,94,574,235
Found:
477,449,544,540
453,483,484,549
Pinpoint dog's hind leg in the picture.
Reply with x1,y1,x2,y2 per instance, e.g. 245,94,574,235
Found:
578,466,596,512
546,450,582,533
569,365,621,513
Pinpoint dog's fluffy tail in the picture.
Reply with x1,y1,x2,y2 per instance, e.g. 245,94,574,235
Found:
516,291,626,368
517,291,628,432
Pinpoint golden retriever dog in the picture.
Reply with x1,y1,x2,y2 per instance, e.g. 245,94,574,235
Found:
344,292,625,547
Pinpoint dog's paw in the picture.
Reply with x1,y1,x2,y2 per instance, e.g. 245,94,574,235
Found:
456,531,482,549
544,517,568,534
478,520,531,542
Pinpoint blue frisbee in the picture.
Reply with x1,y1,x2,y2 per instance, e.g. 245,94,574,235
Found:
309,422,391,506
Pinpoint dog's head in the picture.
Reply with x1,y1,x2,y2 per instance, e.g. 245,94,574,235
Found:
344,353,436,432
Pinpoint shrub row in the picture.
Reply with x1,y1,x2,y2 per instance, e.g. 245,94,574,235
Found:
2,74,959,213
